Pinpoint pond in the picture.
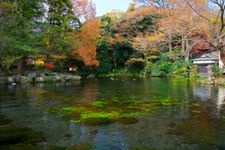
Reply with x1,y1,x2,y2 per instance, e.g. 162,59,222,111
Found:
0,78,225,149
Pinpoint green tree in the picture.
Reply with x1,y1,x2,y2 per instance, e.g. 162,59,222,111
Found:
0,0,45,74
41,0,80,61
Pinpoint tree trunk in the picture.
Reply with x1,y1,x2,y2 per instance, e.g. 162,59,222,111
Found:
182,35,185,53
168,35,172,53
17,57,26,75
185,38,190,61
113,51,117,70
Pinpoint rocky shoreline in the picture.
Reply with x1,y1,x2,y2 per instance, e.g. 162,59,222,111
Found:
0,71,81,85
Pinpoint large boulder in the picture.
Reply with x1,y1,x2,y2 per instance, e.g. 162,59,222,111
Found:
70,75,81,81
20,76,31,84
15,75,31,84
27,72,36,79
54,75,62,82
7,76,16,84
64,75,81,81
87,74,95,79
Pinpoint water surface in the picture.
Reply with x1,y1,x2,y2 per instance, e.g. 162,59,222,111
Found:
0,78,225,149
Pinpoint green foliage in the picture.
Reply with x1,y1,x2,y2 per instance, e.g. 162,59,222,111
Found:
96,39,114,74
0,0,81,75
96,38,133,74
151,59,172,77
189,65,199,78
145,58,195,78
0,1,45,74
47,0,80,30
145,62,153,74
171,60,190,77
104,69,141,77
212,65,222,77
126,58,146,73
112,42,133,69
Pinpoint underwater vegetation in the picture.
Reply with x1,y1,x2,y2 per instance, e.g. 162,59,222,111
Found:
168,103,225,147
0,126,43,146
0,114,13,126
48,98,181,126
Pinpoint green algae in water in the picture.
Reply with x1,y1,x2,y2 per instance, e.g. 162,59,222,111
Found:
0,114,13,125
0,126,43,145
74,112,120,125
122,112,143,118
192,103,201,107
50,99,181,126
168,105,225,146
61,107,84,112
81,112,120,120
1,143,93,150
92,101,107,108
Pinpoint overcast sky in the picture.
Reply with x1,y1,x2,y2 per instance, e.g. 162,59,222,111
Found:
92,0,133,16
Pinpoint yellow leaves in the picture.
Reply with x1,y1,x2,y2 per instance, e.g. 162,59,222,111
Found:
132,32,165,53
33,60,45,66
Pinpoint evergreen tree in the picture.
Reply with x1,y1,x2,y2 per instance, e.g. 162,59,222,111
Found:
42,0,80,57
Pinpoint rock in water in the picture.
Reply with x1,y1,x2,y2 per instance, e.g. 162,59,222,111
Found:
21,76,31,84
35,77,44,83
7,77,15,84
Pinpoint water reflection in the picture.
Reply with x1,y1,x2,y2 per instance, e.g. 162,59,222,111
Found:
0,79,225,149
193,84,225,109
218,88,225,108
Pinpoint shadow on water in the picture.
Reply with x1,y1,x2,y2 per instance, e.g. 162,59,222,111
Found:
0,78,225,149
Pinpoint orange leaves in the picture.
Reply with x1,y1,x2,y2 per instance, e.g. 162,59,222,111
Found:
70,0,100,66
72,19,100,66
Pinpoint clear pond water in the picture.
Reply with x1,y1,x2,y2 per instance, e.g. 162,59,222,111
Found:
0,78,225,149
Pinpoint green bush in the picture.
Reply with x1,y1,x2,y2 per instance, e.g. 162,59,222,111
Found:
151,59,172,77
172,60,190,77
189,65,199,78
145,62,153,74
126,58,146,73
212,65,221,77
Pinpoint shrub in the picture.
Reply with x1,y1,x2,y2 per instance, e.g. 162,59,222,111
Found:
172,60,190,77
212,64,221,77
151,59,172,77
126,58,146,73
145,62,153,74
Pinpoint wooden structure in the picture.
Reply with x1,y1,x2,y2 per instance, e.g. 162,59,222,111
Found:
192,51,224,76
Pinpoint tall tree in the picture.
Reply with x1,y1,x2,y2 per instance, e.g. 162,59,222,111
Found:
0,0,45,74
42,0,80,59
71,0,99,66
183,0,225,63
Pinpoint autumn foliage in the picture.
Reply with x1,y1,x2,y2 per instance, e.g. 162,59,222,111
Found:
71,0,99,67
72,19,100,66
